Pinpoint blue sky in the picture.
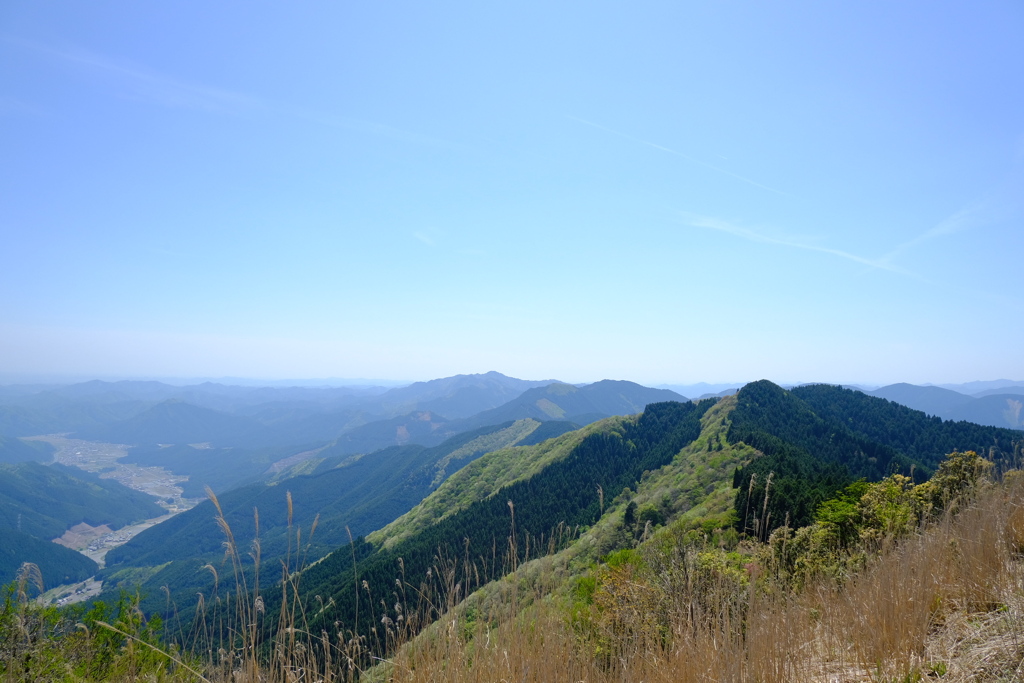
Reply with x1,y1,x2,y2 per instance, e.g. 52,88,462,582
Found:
2,1,1022,385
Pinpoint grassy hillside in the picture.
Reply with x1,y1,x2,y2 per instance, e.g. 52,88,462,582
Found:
367,416,620,550
234,383,1020,659
8,457,1023,681
7,382,1024,681
283,400,716,637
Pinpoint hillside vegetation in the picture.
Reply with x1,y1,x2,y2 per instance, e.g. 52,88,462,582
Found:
4,380,1024,682
98,419,576,618
0,463,163,543
273,400,717,637
0,463,162,586
0,434,52,464
245,382,1022,667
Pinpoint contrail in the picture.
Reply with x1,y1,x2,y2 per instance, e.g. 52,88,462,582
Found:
568,115,791,196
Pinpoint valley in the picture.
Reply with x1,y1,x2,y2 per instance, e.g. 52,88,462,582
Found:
27,435,194,511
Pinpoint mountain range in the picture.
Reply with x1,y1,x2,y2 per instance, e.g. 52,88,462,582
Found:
0,372,1022,616
865,383,1024,429
249,380,1021,649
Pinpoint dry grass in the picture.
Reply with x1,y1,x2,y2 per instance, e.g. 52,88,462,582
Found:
5,477,1024,681
382,478,1024,683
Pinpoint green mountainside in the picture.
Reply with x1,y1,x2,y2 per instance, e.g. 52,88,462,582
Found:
230,381,1021,658
0,463,164,541
4,377,1022,679
0,434,53,464
0,462,163,585
98,419,575,615
284,400,715,636
730,382,1023,537
0,527,97,586
366,417,616,551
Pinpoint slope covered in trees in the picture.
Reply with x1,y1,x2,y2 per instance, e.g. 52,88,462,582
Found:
99,419,575,615
0,462,161,585
730,381,1023,536
285,400,716,636
0,527,97,586
246,383,1023,654
0,434,53,464
120,442,309,496
0,463,164,541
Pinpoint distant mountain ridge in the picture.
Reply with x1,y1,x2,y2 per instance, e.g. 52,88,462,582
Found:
365,371,555,419
55,375,684,458
933,379,1024,395
458,380,686,430
866,383,1024,429
260,380,1022,652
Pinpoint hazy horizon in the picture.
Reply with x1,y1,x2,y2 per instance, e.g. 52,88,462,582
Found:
2,370,1022,396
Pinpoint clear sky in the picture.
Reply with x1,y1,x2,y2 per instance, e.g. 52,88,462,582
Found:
2,1,1022,386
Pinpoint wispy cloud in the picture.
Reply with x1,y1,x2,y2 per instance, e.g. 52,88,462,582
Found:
413,231,435,246
877,192,1017,267
7,37,260,113
5,36,454,146
682,213,912,275
0,96,49,117
568,115,790,196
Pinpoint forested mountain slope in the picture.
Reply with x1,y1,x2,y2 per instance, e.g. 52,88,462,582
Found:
283,400,716,636
730,381,1023,536
120,442,312,496
0,463,163,541
0,462,163,585
0,433,53,464
239,382,1023,657
99,419,574,615
0,528,97,587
